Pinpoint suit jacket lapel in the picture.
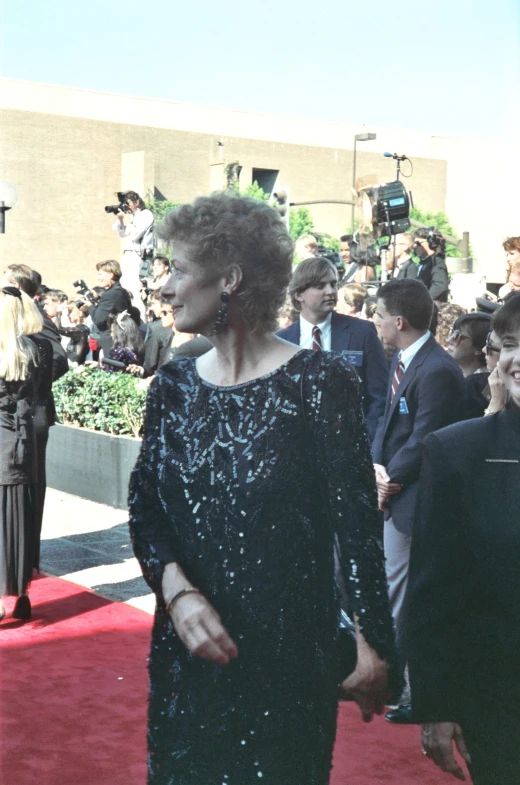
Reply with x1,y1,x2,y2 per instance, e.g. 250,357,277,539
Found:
330,312,351,352
383,336,436,431
287,320,301,345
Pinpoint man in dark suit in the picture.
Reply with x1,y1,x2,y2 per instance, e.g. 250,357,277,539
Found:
87,259,132,355
371,279,466,723
412,228,450,302
387,234,417,279
277,257,388,441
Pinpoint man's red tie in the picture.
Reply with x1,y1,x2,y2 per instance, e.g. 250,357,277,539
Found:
312,325,322,351
390,360,405,403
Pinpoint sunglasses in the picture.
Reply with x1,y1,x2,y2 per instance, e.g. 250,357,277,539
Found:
485,332,501,354
160,309,173,316
448,329,472,345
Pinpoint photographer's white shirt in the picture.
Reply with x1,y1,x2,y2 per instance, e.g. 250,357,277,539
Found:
113,208,154,255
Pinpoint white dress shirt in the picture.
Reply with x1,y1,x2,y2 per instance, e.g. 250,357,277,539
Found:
299,313,332,351
113,208,154,254
399,331,430,371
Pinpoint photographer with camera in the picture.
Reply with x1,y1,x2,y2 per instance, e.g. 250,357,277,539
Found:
107,190,154,317
85,260,132,355
412,228,450,302
57,301,90,366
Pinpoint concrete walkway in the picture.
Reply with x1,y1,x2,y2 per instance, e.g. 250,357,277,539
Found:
40,488,155,615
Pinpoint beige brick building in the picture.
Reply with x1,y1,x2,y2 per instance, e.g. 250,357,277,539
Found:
0,78,515,293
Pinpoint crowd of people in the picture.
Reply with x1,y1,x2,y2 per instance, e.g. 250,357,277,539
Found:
0,189,518,785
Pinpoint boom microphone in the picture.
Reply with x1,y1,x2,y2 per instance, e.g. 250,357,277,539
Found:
384,152,408,161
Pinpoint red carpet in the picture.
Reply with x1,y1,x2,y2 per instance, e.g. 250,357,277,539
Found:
0,574,466,784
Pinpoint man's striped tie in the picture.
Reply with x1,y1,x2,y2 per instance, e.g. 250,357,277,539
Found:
390,360,405,403
312,325,322,351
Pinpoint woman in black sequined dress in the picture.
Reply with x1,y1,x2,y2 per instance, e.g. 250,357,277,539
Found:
129,192,397,785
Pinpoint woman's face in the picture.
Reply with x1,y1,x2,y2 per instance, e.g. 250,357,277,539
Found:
505,248,520,270
484,330,502,372
498,325,520,406
160,242,225,335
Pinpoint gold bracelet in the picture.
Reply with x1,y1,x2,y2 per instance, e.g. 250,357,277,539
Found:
165,588,201,615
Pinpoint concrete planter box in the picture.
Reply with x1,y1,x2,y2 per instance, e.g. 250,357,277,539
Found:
47,424,141,510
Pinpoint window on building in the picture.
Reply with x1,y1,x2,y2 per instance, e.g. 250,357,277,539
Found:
252,168,279,196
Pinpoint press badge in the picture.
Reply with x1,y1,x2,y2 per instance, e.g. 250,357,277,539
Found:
343,350,363,367
399,398,409,414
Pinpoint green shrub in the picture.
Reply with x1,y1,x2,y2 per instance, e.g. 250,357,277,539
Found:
53,367,148,437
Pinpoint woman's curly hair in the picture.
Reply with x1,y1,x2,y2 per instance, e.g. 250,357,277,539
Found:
157,191,294,333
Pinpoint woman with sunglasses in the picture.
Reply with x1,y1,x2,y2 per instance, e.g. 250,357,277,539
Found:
406,293,520,784
483,329,507,415
0,286,51,623
446,312,492,418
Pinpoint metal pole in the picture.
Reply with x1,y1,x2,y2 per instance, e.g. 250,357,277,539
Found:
351,140,357,231
460,231,470,274
0,202,5,234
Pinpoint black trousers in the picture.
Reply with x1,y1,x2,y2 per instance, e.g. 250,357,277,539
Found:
461,698,520,785
33,429,49,571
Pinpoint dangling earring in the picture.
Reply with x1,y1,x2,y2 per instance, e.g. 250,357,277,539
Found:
212,291,230,335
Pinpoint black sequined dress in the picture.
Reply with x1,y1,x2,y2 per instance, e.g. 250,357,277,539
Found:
129,350,396,785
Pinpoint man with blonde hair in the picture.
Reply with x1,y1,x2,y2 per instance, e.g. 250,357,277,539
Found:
87,260,132,354
337,282,367,317
294,234,317,261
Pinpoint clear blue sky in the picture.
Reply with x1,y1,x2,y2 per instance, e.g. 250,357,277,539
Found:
1,0,519,141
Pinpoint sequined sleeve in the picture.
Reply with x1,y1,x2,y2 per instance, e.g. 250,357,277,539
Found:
309,353,397,668
128,375,179,598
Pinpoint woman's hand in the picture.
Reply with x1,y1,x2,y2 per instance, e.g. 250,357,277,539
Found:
487,366,507,413
421,722,471,780
339,630,389,722
126,364,144,377
169,592,239,665
162,563,238,666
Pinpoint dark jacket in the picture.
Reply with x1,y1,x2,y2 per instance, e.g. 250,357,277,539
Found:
277,312,388,441
416,254,450,302
36,308,68,382
465,370,490,419
395,258,418,279
406,408,520,723
28,334,54,433
372,335,466,535
88,282,132,355
59,324,90,365
143,322,174,377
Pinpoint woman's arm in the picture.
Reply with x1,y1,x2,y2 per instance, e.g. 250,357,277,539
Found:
312,355,398,717
128,377,181,597
128,375,238,664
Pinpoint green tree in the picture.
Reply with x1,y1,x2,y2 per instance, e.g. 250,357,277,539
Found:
145,190,180,222
289,206,314,240
241,181,269,201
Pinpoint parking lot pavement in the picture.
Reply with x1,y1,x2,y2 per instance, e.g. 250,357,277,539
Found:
40,488,156,615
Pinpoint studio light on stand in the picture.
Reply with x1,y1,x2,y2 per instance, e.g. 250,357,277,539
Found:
0,180,18,234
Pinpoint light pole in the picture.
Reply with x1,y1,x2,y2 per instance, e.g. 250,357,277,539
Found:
0,180,18,234
351,133,376,230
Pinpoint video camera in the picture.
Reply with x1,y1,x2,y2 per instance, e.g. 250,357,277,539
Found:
104,192,131,215
73,279,97,305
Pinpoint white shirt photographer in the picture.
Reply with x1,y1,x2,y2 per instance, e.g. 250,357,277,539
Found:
111,195,154,317
112,208,154,255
